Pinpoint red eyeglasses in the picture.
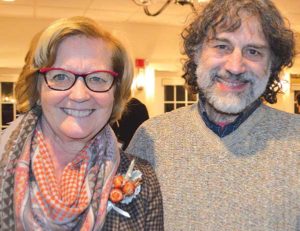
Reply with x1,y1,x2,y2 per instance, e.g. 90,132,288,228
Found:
39,67,119,92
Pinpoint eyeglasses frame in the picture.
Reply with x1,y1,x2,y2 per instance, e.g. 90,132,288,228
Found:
39,67,119,93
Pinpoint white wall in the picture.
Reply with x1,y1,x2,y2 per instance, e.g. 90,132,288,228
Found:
0,16,184,71
0,16,299,118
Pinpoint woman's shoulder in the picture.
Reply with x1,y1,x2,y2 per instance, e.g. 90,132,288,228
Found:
118,151,161,198
0,115,25,158
103,151,164,231
118,151,155,177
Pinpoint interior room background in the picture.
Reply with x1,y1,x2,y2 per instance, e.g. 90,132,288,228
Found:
0,0,300,130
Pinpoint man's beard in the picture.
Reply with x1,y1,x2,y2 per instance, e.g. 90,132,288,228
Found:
196,64,270,114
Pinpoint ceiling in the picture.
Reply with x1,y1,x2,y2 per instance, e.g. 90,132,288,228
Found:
0,0,300,72
0,0,300,30
0,0,205,27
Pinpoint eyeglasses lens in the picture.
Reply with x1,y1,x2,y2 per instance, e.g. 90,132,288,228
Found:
44,70,114,92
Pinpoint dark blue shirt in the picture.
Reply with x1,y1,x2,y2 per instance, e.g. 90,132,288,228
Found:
198,97,262,138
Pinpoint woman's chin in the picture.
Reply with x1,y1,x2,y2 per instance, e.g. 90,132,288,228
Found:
58,118,106,141
59,125,94,141
63,132,89,140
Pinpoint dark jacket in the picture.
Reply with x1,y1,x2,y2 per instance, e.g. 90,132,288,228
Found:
102,152,164,231
112,98,149,150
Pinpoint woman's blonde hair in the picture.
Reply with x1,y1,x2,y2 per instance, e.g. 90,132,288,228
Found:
16,16,133,122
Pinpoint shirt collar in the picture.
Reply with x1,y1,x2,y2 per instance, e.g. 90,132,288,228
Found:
198,95,262,138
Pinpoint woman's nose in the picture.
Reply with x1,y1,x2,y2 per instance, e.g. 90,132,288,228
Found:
224,49,246,75
68,77,90,102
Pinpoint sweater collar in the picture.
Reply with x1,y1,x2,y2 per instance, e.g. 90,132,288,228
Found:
198,96,262,138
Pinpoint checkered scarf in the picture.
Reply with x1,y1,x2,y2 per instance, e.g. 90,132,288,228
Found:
0,107,120,230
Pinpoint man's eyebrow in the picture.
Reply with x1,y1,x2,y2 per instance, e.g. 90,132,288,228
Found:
246,44,269,50
208,37,230,43
209,37,269,49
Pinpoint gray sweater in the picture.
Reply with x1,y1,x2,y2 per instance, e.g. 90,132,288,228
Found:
127,103,300,231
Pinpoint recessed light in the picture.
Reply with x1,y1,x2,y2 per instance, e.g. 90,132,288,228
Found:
2,0,15,2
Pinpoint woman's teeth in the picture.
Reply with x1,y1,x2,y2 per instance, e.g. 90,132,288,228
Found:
63,108,93,117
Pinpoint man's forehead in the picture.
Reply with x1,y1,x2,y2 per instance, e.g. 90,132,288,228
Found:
206,13,266,42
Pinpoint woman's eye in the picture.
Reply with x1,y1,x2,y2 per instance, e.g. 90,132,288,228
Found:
52,74,68,81
89,76,106,83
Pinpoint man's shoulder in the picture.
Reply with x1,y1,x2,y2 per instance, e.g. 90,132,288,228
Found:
142,104,197,127
258,104,300,132
261,104,300,122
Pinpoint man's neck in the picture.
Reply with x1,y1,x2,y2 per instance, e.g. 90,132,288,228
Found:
204,102,240,125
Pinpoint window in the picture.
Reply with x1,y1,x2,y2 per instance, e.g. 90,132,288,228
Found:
164,85,197,113
291,74,300,114
295,90,300,114
1,82,16,130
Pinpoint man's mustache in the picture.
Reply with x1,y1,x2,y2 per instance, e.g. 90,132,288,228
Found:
209,69,255,84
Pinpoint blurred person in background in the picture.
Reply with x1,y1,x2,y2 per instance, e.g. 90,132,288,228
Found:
112,97,149,150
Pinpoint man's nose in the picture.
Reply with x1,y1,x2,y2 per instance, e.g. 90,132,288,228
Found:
69,77,90,102
224,49,246,75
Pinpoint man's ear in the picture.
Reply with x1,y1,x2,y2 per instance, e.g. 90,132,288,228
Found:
193,46,202,65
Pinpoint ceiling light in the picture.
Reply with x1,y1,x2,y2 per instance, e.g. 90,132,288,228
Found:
131,0,207,17
2,0,15,2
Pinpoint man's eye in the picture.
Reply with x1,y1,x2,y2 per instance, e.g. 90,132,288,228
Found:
213,44,232,54
215,44,228,50
244,48,264,61
248,49,260,56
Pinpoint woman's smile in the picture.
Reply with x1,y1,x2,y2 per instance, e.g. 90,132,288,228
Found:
62,108,95,117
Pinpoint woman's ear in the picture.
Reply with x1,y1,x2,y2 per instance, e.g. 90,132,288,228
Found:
36,75,42,106
37,74,42,93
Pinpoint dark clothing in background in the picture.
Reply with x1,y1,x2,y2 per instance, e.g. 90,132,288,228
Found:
112,98,149,150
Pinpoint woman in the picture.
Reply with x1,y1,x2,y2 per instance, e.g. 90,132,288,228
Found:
0,16,163,230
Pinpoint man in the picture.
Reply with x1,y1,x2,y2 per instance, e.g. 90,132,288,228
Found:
127,0,300,230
